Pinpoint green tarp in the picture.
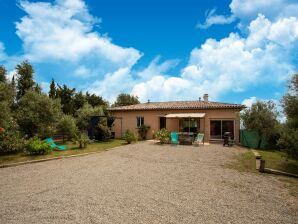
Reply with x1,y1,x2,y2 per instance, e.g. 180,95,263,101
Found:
240,130,269,149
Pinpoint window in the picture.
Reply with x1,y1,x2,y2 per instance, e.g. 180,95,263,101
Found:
210,120,234,140
179,118,199,133
136,117,144,128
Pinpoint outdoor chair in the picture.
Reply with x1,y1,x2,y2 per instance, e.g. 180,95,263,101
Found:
170,132,179,145
193,133,204,146
45,138,66,150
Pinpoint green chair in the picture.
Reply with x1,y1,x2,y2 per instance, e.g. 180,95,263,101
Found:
194,133,204,146
45,138,66,150
170,132,179,145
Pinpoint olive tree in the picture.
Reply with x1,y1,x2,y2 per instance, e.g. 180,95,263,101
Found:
241,100,279,148
16,91,62,138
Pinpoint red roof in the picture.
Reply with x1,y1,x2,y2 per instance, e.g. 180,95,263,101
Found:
108,100,245,111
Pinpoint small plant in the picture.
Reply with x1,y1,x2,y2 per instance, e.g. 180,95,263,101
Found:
73,132,90,149
138,124,150,140
25,137,52,155
154,128,170,144
123,129,138,144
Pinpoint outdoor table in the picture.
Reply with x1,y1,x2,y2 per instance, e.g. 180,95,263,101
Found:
178,132,194,145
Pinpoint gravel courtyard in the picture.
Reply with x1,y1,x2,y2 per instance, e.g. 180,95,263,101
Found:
0,142,297,224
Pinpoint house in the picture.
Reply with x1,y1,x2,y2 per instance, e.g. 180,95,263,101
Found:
108,94,245,143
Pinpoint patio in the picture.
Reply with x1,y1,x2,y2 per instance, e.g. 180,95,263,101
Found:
0,142,297,223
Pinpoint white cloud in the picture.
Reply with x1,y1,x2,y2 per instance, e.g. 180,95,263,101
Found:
128,14,297,102
87,67,134,102
242,96,257,107
197,8,236,29
16,0,141,69
198,0,298,29
0,42,7,62
40,81,50,93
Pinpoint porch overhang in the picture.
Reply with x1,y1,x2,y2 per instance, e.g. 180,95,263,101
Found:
164,113,206,118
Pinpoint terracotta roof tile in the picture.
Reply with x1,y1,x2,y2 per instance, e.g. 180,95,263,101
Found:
108,100,245,111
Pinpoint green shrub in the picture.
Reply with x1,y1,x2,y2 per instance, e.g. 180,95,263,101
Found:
154,128,170,144
123,129,138,144
73,132,90,148
25,137,52,155
138,125,150,140
0,127,25,154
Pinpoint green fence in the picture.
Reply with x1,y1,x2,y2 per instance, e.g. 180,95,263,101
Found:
240,130,269,149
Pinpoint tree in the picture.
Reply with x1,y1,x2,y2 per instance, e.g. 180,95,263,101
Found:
75,103,104,130
86,92,108,107
16,61,35,100
57,114,77,142
241,101,279,148
0,65,7,82
74,91,87,111
0,81,15,129
16,91,62,138
49,78,56,98
112,93,140,107
56,84,76,115
278,74,298,158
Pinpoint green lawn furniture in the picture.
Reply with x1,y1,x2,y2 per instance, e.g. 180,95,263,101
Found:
45,138,66,150
170,132,179,144
194,133,204,146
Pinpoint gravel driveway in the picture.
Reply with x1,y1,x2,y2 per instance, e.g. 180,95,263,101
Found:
0,142,297,224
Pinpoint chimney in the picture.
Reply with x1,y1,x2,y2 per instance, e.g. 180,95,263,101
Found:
203,94,208,102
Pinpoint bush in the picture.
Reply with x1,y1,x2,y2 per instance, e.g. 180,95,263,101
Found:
0,127,25,154
154,128,170,144
123,129,138,144
25,137,52,155
138,125,150,140
73,132,90,148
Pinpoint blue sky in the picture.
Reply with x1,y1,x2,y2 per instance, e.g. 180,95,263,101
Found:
0,0,297,105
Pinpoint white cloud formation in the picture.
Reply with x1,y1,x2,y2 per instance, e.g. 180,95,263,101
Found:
241,96,257,107
0,42,7,62
198,0,298,29
197,8,236,29
16,0,141,70
128,14,298,102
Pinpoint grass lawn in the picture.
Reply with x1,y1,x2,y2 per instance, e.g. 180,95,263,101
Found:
0,139,126,166
227,147,298,197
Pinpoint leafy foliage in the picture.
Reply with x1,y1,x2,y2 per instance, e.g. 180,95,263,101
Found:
86,92,108,108
154,128,170,144
16,61,36,101
112,93,140,107
25,137,52,155
241,101,279,148
278,74,298,158
56,84,76,115
57,114,78,141
49,78,56,98
75,103,104,130
0,81,15,129
123,129,138,144
138,124,150,140
0,65,7,82
73,132,90,148
16,91,62,138
0,126,24,154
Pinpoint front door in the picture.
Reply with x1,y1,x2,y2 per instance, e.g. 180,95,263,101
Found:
159,117,166,129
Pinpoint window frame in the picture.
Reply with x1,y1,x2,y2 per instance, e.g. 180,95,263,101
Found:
136,116,144,128
210,119,235,140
